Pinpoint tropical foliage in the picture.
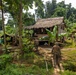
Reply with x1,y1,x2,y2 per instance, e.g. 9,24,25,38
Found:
0,0,76,75
46,26,57,43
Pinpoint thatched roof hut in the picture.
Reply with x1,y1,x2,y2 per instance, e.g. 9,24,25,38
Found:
24,17,66,44
25,17,65,29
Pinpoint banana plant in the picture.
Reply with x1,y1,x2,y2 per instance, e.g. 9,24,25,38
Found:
46,26,57,44
46,26,67,44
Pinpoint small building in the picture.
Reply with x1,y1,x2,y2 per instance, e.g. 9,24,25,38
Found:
0,33,19,45
0,34,14,44
25,17,65,45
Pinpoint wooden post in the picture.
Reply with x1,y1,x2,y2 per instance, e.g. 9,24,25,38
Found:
56,26,58,41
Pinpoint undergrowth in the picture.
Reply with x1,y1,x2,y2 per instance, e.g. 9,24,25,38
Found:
62,49,76,71
0,63,53,75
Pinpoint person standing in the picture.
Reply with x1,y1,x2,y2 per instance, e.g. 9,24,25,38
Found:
51,42,62,71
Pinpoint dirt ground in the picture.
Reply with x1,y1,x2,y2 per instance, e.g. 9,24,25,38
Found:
37,46,76,75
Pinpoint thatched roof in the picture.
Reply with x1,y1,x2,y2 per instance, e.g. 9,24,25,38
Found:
25,17,64,29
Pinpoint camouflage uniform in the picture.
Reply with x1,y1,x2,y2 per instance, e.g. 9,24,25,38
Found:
51,43,61,69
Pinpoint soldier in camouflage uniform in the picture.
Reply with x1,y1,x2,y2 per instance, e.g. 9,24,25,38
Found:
51,42,62,70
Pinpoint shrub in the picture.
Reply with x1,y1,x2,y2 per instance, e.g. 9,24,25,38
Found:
0,64,25,75
63,61,76,71
23,38,34,53
0,54,12,69
61,70,76,75
23,52,36,64
62,50,76,71
0,64,53,75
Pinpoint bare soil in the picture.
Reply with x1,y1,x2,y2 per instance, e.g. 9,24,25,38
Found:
37,46,76,75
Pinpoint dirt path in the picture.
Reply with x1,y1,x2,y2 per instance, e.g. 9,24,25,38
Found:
38,46,76,74
38,46,64,75
38,46,76,58
61,47,76,51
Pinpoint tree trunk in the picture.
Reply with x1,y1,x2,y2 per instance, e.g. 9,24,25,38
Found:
1,0,7,53
18,1,23,55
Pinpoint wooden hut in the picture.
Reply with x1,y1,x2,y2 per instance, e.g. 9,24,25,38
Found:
0,34,14,44
25,17,66,45
0,33,19,45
